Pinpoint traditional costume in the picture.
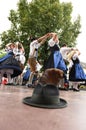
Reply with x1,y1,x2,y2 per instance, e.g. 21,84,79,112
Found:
44,38,67,72
69,51,86,91
0,50,22,84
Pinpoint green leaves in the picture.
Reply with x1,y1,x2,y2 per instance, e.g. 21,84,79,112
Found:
0,0,81,65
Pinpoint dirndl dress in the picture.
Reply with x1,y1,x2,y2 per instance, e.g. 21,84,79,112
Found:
0,52,22,78
44,44,67,72
69,58,86,81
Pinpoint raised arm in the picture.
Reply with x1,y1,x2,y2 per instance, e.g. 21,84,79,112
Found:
37,33,50,43
49,32,59,43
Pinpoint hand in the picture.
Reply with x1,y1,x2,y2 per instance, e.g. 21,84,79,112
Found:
45,33,50,38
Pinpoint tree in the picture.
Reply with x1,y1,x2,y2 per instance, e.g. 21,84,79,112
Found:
0,0,81,67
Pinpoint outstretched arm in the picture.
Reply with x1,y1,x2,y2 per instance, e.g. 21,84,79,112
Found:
37,33,50,44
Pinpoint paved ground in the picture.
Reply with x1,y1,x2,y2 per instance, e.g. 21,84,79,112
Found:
0,85,86,130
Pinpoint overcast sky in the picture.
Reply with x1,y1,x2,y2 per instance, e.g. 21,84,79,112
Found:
0,0,86,62
60,0,86,63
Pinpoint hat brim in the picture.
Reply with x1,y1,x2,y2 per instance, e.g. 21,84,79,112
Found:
23,97,67,109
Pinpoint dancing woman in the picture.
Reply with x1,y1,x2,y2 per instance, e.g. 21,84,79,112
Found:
69,49,86,91
44,33,67,72
0,43,22,84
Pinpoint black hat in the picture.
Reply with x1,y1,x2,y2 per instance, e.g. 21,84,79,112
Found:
23,84,67,109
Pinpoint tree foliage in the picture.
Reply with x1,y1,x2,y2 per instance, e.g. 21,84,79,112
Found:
0,0,81,65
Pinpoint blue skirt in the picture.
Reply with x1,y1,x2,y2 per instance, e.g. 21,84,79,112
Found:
0,53,22,78
44,51,67,72
69,63,86,81
54,51,67,71
23,68,31,80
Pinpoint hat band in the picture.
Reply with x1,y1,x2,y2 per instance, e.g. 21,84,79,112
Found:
32,94,60,105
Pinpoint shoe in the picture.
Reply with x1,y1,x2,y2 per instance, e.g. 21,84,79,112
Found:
64,83,69,91
6,83,13,85
73,88,80,92
78,84,80,89
26,84,33,88
64,87,69,91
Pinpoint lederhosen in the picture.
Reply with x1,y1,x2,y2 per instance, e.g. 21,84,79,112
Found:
28,48,38,72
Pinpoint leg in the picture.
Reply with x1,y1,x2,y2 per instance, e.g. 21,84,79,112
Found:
72,82,80,92
26,71,35,87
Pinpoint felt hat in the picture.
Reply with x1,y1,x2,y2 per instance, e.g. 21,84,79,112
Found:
23,83,67,109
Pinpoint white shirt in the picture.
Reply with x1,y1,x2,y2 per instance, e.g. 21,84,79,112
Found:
48,38,55,47
48,38,59,47
60,46,72,60
29,40,41,57
68,52,79,68
72,52,79,60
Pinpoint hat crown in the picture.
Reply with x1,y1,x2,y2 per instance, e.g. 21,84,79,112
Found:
33,84,59,96
32,84,60,105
